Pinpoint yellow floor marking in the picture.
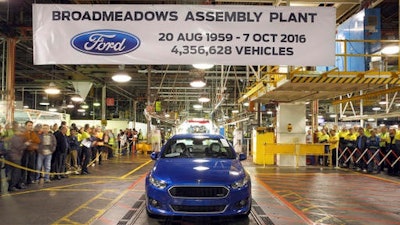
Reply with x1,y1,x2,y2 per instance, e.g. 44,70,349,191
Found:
255,171,400,184
50,160,151,225
119,159,153,179
85,173,148,225
52,191,107,225
71,175,123,179
363,173,400,184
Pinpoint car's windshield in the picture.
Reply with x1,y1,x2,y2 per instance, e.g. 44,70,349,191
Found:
161,138,235,159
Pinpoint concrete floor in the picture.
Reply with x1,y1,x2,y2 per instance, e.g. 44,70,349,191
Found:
1,153,400,225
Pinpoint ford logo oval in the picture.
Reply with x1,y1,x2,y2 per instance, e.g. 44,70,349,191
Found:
71,30,140,56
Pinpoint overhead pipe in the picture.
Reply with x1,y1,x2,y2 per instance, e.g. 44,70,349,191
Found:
210,95,225,116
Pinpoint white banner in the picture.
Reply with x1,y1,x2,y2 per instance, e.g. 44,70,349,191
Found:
33,4,336,66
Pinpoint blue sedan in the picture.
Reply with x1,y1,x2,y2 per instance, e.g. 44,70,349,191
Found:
145,133,251,217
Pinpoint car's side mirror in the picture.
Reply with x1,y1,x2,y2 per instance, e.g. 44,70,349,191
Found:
150,152,159,160
238,153,247,161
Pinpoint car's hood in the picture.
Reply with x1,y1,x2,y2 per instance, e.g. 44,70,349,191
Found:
152,158,245,185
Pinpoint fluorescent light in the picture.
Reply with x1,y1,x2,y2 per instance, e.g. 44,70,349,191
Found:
381,45,399,55
198,96,210,103
67,102,75,108
39,96,50,106
193,64,214,70
243,102,249,107
93,102,101,107
232,109,239,113
190,79,206,88
81,102,89,109
372,107,381,111
71,94,83,102
49,107,57,112
77,108,85,112
379,101,388,105
44,82,60,95
112,73,131,82
193,104,203,109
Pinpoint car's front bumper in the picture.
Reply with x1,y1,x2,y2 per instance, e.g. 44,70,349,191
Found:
145,184,251,217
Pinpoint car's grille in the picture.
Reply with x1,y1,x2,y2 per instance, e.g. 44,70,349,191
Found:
169,186,229,198
170,205,226,213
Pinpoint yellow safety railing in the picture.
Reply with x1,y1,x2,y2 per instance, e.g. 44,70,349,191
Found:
261,143,330,167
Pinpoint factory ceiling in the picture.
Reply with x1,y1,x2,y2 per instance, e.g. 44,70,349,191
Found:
0,0,398,126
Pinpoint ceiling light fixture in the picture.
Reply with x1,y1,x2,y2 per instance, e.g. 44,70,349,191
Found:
67,101,75,108
112,73,131,82
71,94,83,102
381,45,400,55
112,64,131,82
61,100,67,109
192,64,214,70
48,105,57,112
190,79,206,88
379,100,388,105
39,96,50,106
77,108,85,112
93,102,101,107
198,96,210,103
193,104,203,109
190,69,207,88
81,102,89,109
39,102,50,106
44,82,60,95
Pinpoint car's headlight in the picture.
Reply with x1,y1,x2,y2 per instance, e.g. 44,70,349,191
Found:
231,173,250,189
149,174,167,189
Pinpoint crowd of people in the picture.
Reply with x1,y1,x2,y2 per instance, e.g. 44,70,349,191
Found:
309,124,400,176
0,121,137,192
116,128,142,156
